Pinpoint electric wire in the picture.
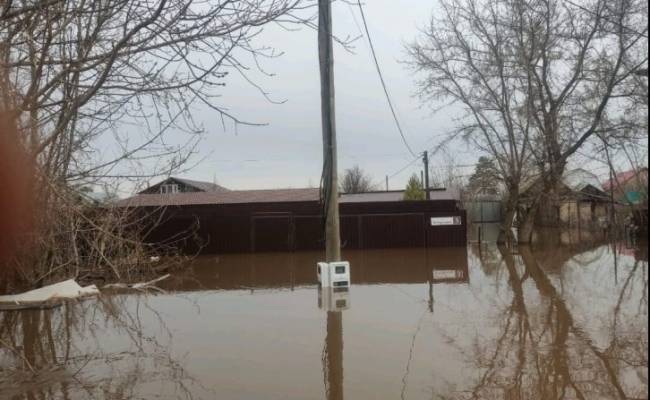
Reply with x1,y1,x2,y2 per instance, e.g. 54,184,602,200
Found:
388,155,422,179
356,0,417,158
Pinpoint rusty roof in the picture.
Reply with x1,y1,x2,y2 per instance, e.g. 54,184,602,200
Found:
117,188,320,207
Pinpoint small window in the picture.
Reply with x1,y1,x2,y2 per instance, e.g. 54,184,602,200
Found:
335,266,346,274
335,300,347,308
160,184,179,194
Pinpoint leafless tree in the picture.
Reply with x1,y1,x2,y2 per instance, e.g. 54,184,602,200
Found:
339,164,375,193
428,153,468,193
407,0,536,243
408,0,648,243
0,0,318,291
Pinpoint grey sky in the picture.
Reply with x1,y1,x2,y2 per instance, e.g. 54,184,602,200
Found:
113,0,621,195
157,0,478,192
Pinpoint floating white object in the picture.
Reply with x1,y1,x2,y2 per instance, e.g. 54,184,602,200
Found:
318,287,350,311
316,261,350,288
0,279,99,306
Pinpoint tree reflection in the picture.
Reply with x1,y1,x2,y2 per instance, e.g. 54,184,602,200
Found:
439,242,647,400
0,295,211,399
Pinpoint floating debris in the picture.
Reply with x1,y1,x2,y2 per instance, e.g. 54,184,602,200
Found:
0,279,99,310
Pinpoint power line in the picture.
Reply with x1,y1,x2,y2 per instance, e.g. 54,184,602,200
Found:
388,155,422,179
356,0,417,158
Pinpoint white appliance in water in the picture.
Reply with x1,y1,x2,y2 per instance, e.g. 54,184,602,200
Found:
316,261,350,288
318,287,350,311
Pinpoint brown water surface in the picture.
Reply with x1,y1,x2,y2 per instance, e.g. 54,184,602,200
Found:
0,241,647,399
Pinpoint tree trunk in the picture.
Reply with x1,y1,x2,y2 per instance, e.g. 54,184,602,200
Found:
518,204,538,244
538,178,561,227
497,186,518,245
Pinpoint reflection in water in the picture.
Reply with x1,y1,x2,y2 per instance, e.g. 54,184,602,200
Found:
0,243,646,399
169,247,469,291
0,295,213,399
456,242,648,400
319,287,349,400
324,311,344,400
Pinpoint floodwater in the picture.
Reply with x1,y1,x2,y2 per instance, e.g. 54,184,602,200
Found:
0,240,647,400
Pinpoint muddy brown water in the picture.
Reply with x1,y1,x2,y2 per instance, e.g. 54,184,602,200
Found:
0,241,647,399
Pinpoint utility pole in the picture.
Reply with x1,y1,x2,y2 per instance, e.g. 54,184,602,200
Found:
319,6,344,399
385,175,389,191
423,151,430,200
318,0,340,262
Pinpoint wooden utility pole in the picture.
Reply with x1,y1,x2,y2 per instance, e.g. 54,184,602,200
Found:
318,0,341,262
423,151,430,200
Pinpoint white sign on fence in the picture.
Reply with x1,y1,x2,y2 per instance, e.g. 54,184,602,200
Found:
430,216,461,226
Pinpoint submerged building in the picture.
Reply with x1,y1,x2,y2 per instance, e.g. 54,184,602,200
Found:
117,177,467,254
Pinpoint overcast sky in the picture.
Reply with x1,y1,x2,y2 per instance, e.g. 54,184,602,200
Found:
115,0,616,195
141,0,479,192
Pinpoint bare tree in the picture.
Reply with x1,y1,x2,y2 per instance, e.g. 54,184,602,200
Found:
339,164,374,193
0,0,317,291
428,153,468,193
408,0,648,243
407,0,536,243
517,0,648,240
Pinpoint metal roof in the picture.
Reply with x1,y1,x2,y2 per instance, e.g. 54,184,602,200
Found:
117,188,320,207
562,168,603,192
117,188,461,207
602,168,648,192
138,177,230,194
173,177,230,192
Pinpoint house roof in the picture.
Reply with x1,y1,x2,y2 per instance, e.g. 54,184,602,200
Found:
117,187,461,207
520,168,606,196
118,188,320,207
138,177,230,194
562,168,603,192
602,168,648,192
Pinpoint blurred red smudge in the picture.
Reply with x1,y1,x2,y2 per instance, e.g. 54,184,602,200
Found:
0,111,35,277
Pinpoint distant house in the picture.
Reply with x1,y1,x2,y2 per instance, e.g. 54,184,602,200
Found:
139,177,230,195
602,168,648,235
558,169,609,227
520,168,609,228
602,168,648,206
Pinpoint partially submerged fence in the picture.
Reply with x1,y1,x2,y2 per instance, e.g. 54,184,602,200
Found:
465,200,503,243
140,200,467,254
464,200,502,223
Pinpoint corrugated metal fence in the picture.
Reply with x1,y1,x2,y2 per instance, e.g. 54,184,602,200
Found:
143,201,467,254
